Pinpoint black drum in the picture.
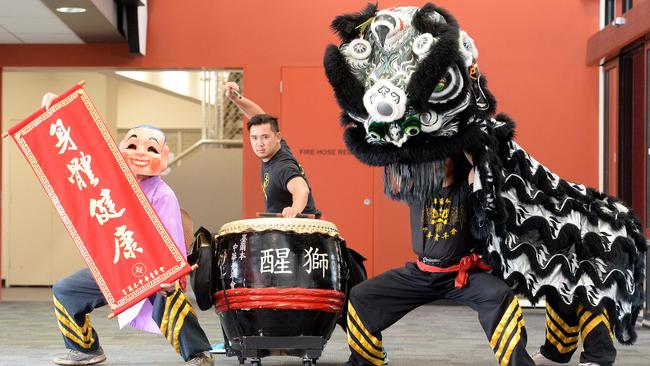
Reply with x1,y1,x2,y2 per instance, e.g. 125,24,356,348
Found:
213,218,347,362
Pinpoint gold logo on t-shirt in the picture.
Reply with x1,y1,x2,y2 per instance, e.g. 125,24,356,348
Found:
423,196,464,241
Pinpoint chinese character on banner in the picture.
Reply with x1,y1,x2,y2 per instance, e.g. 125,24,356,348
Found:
113,225,143,264
49,118,77,154
90,189,126,225
67,152,99,190
6,84,193,317
260,248,293,274
303,247,329,277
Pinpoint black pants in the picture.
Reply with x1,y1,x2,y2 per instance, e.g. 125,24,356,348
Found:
52,268,211,361
344,262,534,366
539,293,616,366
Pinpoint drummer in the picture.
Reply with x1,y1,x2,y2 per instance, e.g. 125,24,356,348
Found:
225,82,321,219
223,83,384,362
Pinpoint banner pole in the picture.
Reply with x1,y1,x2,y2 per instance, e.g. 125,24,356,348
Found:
1,131,7,139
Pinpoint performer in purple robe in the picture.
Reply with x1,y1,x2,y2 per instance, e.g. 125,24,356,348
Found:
39,102,215,366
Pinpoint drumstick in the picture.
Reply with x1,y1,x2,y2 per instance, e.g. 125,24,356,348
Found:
256,212,316,219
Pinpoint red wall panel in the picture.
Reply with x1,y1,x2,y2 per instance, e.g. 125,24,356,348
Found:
0,1,600,277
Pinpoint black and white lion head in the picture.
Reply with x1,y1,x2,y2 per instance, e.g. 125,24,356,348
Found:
324,3,496,167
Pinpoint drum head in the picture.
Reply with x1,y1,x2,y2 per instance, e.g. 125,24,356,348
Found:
216,218,342,240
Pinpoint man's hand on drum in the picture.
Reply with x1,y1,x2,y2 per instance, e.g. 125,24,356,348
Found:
282,206,302,218
41,92,59,110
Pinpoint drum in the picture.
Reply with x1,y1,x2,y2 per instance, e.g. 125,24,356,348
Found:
213,218,346,342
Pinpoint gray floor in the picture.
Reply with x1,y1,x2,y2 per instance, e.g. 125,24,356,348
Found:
1,288,649,366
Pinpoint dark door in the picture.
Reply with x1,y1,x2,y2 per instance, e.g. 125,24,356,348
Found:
618,45,646,225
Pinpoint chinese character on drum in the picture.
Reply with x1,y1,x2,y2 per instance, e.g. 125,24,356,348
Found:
303,247,329,277
260,248,292,274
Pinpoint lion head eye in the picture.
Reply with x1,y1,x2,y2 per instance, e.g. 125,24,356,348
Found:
367,121,387,140
433,78,447,93
429,65,464,104
401,115,421,136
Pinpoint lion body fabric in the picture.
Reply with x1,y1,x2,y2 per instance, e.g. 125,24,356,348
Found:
324,3,646,343
474,115,645,344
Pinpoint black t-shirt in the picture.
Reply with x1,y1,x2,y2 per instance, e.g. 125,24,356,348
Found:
261,140,320,216
409,181,474,264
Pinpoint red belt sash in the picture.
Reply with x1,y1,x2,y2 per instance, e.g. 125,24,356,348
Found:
416,253,491,289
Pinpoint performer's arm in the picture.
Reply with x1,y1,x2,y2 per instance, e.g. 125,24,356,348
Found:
463,151,476,185
225,82,265,118
283,176,310,218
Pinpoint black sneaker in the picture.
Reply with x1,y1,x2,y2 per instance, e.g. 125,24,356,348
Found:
52,347,107,365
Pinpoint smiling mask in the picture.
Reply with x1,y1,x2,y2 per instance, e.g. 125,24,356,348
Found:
118,125,169,177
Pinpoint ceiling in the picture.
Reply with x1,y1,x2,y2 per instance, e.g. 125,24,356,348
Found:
0,0,125,44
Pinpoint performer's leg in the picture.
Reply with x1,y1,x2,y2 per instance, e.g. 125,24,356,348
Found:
537,293,580,364
152,287,212,363
52,269,106,352
577,304,616,366
446,271,534,366
345,263,441,366
52,269,108,365
338,246,368,333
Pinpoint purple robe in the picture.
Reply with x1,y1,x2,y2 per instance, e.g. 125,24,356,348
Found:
117,175,187,333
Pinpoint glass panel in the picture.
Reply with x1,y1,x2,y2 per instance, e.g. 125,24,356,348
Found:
605,0,616,24
622,0,633,13
604,69,610,193
646,49,650,227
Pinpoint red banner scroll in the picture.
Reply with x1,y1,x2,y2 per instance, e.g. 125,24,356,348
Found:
7,84,191,317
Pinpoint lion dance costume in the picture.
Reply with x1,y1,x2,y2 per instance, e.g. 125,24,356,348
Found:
323,3,645,366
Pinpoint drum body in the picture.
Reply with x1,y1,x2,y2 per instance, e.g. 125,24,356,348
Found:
214,218,346,341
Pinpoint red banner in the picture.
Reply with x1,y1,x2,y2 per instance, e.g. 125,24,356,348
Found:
7,84,191,317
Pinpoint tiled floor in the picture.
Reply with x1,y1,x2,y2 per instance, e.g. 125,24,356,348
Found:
1,288,649,366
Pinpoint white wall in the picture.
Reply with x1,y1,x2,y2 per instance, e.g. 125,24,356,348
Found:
116,78,202,130
165,146,243,233
2,69,235,286
2,71,116,284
